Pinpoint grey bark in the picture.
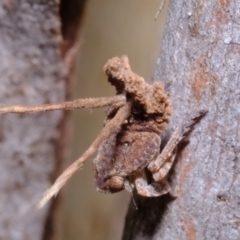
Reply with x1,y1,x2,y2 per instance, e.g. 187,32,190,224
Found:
0,1,67,240
123,1,240,240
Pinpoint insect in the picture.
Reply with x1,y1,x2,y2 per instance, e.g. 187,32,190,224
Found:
0,56,207,208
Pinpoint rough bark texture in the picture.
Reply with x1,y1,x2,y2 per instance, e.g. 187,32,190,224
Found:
123,0,240,239
0,1,75,239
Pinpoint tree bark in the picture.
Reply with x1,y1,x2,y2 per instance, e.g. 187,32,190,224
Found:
123,0,240,239
0,1,83,239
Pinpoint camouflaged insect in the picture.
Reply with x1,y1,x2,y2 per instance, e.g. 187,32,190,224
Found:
0,56,207,207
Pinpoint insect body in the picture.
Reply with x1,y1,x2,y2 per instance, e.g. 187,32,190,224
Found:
94,56,172,195
0,56,207,207
94,121,162,193
94,57,206,196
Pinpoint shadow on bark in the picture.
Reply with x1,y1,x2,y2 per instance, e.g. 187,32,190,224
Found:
123,193,175,240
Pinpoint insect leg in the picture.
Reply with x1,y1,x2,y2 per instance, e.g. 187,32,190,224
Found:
134,170,170,197
155,0,167,20
148,109,207,181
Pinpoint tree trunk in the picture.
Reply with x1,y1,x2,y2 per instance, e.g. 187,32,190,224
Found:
0,1,84,239
123,1,240,239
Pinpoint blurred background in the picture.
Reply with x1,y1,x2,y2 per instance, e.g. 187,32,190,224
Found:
63,0,169,239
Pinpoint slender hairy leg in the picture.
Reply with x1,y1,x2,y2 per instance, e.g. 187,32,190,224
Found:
148,109,207,181
151,151,177,182
0,95,125,113
134,170,170,197
38,101,132,208
155,0,167,20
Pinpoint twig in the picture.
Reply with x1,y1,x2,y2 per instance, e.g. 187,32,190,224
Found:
37,101,132,208
0,95,125,113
